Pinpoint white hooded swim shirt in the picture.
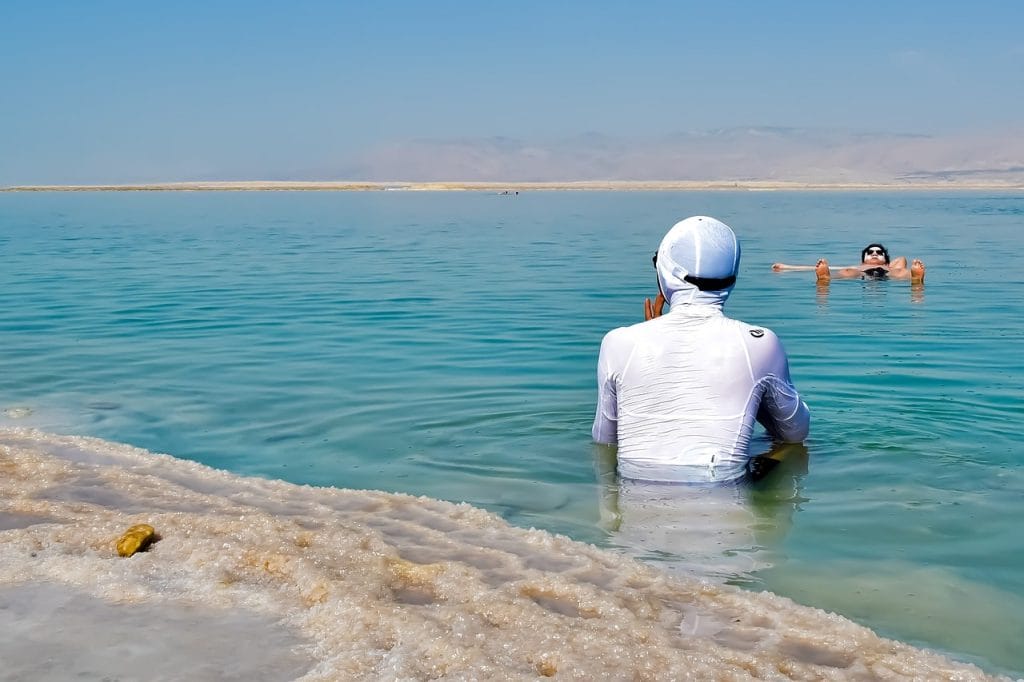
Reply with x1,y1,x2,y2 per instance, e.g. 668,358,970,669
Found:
592,216,810,483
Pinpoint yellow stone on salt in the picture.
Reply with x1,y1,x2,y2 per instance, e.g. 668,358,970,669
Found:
116,523,157,557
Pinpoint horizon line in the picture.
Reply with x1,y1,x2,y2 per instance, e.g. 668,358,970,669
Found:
4,179,1024,192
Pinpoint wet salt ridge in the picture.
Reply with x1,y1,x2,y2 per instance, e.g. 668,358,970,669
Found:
0,430,1001,680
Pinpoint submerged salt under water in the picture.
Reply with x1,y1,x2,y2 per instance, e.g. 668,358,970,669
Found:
0,190,1022,677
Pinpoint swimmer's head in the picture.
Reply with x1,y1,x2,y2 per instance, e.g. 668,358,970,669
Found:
655,216,741,307
862,243,890,264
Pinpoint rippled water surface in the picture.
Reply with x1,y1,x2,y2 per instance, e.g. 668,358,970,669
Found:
1,190,1022,676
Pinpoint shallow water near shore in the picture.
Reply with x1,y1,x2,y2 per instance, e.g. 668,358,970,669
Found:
1,189,1022,677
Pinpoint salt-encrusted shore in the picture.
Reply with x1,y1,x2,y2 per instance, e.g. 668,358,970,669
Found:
3,179,1024,192
0,429,1009,680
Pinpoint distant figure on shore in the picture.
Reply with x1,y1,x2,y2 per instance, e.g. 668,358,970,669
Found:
592,216,810,484
772,243,926,284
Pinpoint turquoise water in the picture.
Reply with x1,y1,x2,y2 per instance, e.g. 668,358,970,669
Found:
1,190,1022,676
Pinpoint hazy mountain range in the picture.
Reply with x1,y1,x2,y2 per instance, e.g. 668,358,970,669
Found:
332,127,1024,185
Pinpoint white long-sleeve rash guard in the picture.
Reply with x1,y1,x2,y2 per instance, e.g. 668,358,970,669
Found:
592,306,810,483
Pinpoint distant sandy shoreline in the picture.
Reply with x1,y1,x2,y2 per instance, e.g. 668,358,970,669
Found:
3,180,1023,192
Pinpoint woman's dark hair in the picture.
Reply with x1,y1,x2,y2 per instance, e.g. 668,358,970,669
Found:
861,243,890,264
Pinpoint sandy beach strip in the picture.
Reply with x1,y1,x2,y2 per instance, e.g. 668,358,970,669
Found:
3,180,1024,192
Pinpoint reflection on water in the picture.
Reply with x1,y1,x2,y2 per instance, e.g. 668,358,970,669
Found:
593,443,809,583
816,280,831,308
911,282,925,304
813,277,926,306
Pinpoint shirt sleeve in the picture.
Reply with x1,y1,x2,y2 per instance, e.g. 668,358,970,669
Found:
592,331,620,444
757,376,811,443
752,330,810,443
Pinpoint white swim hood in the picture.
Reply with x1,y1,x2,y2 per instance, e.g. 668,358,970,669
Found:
656,216,741,307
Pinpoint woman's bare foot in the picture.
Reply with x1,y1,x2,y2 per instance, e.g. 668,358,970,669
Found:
911,258,925,284
815,258,831,283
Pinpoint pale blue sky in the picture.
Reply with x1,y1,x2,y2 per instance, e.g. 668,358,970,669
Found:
2,1,1022,183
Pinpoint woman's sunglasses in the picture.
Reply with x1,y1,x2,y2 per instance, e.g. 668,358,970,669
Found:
865,248,886,256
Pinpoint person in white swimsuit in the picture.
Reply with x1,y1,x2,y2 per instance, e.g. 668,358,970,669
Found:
592,216,810,484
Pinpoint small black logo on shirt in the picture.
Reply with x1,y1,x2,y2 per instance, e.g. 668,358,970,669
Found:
749,329,765,338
